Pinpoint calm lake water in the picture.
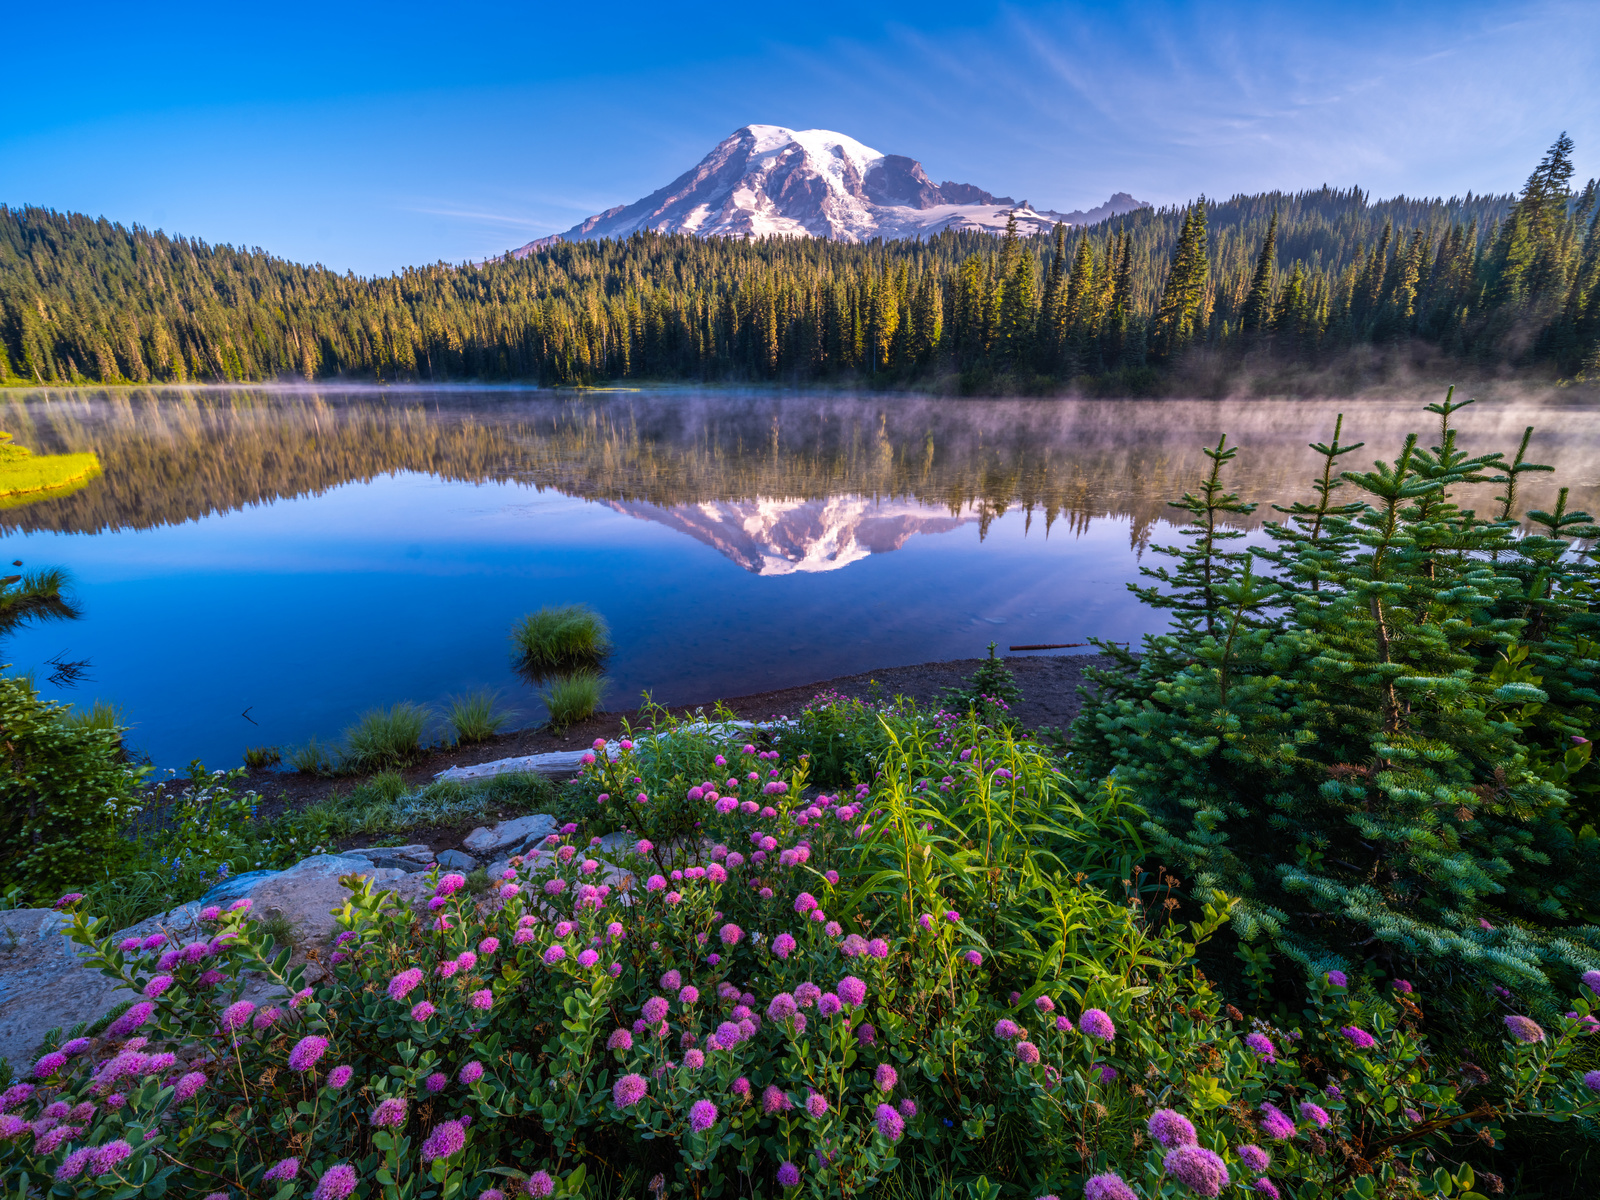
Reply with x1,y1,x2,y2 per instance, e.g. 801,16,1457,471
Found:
3,386,1598,770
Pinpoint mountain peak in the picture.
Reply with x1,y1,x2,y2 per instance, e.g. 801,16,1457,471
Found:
509,126,1147,254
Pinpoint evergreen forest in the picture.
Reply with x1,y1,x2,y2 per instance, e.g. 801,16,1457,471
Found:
1,136,1596,392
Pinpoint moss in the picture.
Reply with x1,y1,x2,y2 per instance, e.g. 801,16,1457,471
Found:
0,433,100,504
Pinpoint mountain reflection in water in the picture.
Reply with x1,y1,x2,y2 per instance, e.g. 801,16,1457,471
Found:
606,498,971,575
1,386,1595,768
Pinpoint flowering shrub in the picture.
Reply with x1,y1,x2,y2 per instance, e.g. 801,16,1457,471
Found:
939,642,1023,730
570,700,811,847
8,712,1600,1198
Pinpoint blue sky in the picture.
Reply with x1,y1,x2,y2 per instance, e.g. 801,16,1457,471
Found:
4,0,1596,275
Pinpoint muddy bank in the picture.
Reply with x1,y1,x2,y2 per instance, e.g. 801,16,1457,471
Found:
241,652,1121,817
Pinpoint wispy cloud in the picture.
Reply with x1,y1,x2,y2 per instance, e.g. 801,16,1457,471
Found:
406,206,552,230
769,0,1599,208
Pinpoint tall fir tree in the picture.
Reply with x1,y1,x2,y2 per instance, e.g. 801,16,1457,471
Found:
1240,212,1279,337
1151,200,1210,360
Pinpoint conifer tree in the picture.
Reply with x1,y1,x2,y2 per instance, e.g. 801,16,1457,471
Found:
999,242,1037,366
1492,132,1577,309
1072,392,1600,994
1064,234,1096,343
1151,200,1210,360
1271,263,1306,337
909,270,942,365
1037,224,1068,371
1239,212,1278,337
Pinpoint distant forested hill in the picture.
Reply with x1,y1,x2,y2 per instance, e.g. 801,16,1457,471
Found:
1,136,1596,391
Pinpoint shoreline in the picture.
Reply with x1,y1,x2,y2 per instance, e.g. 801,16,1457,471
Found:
241,652,1119,838
6,375,1598,404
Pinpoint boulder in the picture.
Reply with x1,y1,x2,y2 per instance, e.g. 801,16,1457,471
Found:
435,849,477,872
462,814,558,857
0,909,128,1073
199,870,283,909
0,899,218,1073
0,852,433,1070
361,844,434,872
248,855,405,946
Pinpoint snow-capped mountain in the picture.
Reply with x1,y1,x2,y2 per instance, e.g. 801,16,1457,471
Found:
605,495,975,575
513,125,1147,252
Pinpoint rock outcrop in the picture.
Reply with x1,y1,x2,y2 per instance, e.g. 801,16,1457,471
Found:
0,796,616,1073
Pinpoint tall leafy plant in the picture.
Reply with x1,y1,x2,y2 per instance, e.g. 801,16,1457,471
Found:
1071,391,1600,995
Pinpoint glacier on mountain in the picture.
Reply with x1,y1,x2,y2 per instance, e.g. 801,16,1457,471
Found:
509,125,1146,255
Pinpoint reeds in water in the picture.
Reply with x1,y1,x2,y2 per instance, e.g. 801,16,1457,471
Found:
511,604,610,674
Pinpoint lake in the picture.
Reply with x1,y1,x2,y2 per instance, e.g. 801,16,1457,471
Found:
2,386,1597,771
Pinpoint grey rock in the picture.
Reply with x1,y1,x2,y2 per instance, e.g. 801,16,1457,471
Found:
248,855,405,945
367,853,433,872
359,843,433,872
435,849,477,872
198,870,282,909
437,755,586,782
0,909,128,1072
0,849,428,1070
462,813,558,857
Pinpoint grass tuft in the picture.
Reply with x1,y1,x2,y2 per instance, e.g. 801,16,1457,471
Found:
256,911,297,950
511,604,610,674
342,702,429,772
541,670,606,731
243,745,281,769
289,737,338,775
360,770,409,806
446,690,511,745
61,700,125,737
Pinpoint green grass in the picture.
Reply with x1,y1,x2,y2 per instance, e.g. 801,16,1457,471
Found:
511,603,610,674
243,745,281,768
256,912,297,950
541,670,606,730
360,770,408,805
78,867,190,931
446,690,511,745
60,700,125,737
342,702,429,772
289,737,338,775
290,770,560,842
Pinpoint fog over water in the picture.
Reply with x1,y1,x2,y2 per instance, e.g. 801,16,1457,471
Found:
3,386,1595,768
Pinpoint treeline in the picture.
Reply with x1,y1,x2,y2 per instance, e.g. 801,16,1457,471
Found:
1,136,1596,389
